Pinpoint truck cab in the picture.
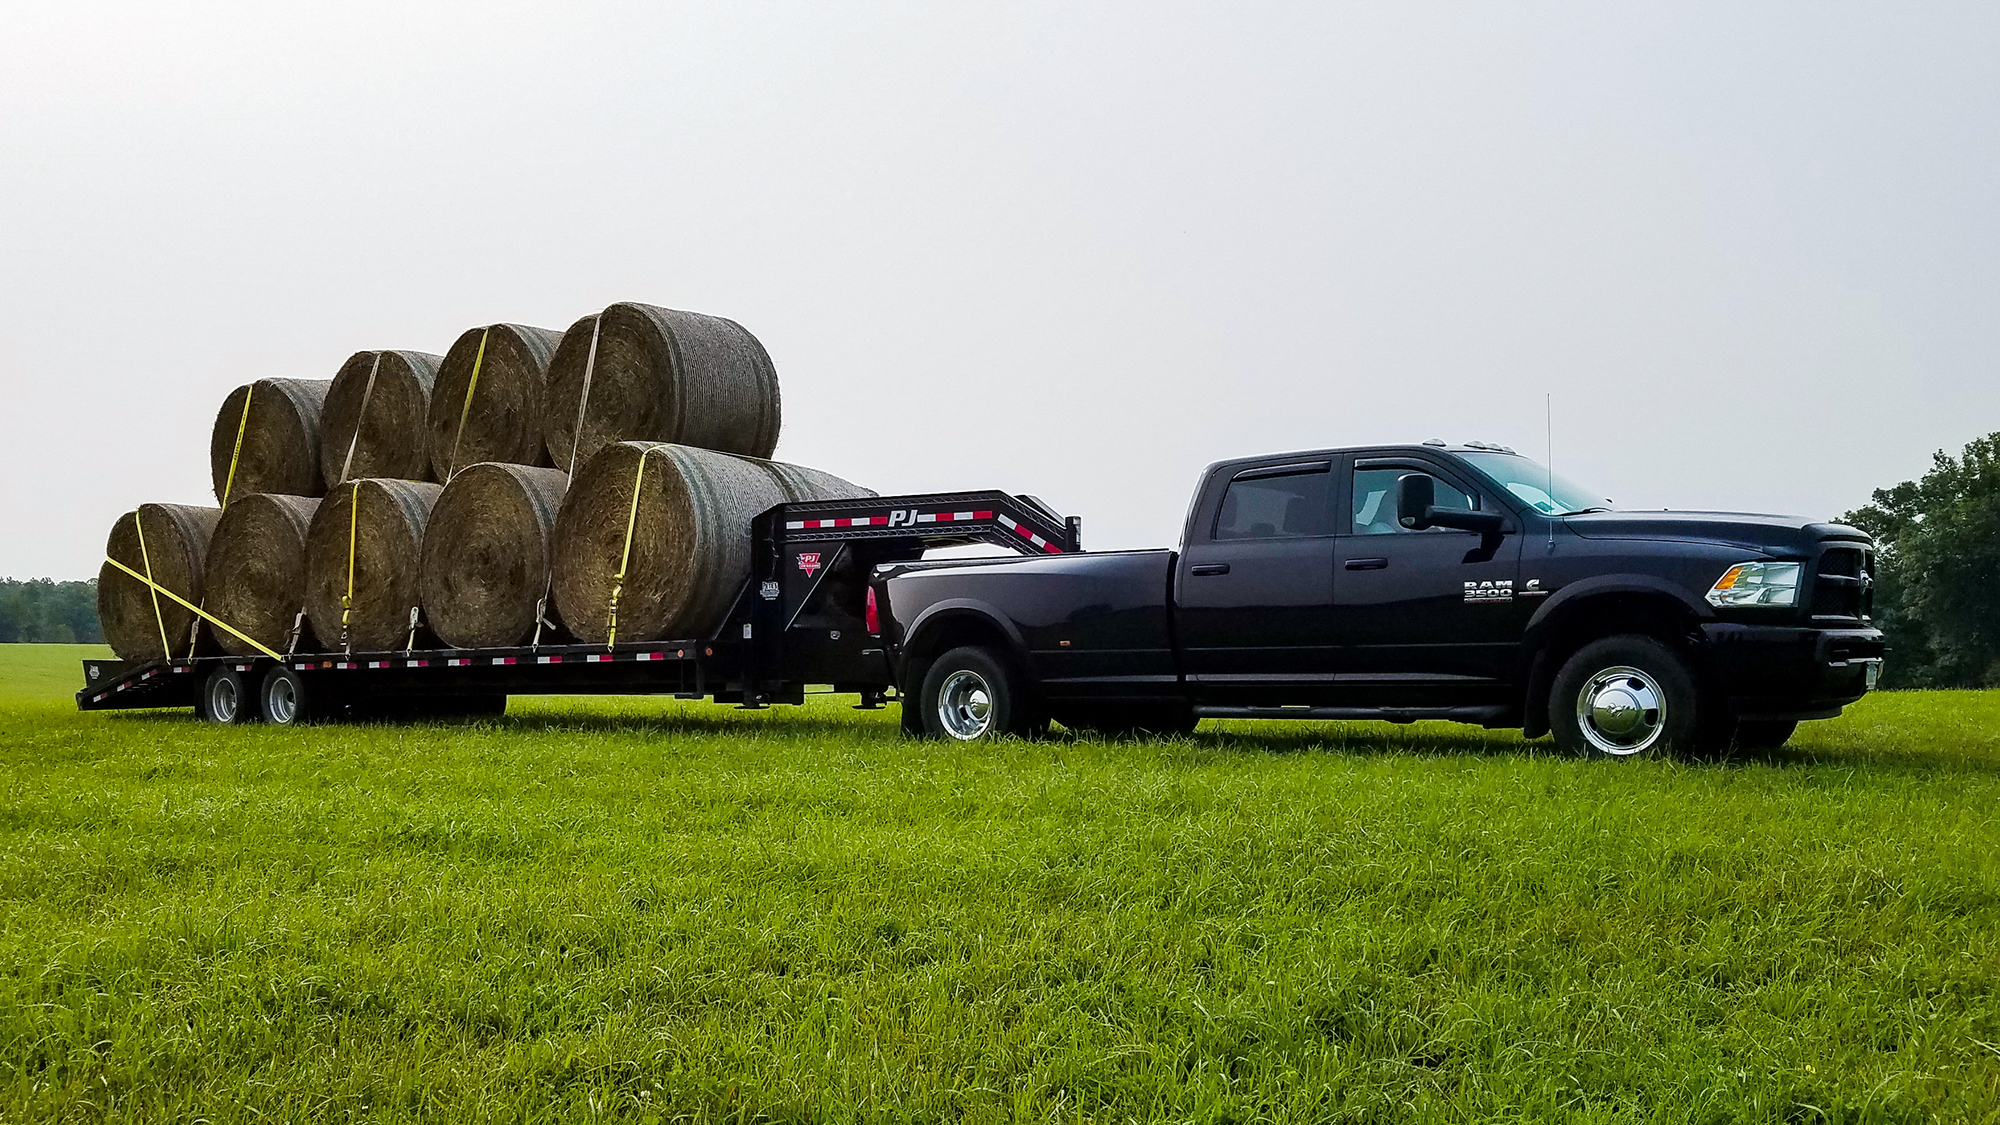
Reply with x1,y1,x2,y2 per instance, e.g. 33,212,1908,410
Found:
875,442,1884,757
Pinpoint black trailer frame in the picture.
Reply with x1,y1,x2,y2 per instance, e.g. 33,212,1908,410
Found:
77,490,1081,718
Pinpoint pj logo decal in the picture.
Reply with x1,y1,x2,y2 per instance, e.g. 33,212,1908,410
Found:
797,552,822,577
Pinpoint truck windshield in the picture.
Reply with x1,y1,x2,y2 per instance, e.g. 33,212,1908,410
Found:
1457,452,1612,516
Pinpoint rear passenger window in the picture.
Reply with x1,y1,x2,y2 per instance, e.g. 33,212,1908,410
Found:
1215,470,1329,540
1352,468,1476,535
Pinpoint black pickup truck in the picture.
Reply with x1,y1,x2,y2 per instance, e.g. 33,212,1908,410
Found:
874,442,1885,758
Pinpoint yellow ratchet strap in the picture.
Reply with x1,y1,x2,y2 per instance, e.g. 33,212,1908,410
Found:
446,328,491,481
533,315,605,650
102,557,281,660
131,512,172,660
336,353,383,485
220,383,254,509
605,445,654,650
340,481,360,652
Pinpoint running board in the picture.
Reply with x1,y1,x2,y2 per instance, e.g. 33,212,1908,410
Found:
1192,705,1515,727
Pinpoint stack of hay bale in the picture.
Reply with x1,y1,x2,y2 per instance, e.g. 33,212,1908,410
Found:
98,302,872,663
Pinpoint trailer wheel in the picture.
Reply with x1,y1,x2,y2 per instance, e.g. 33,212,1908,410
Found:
200,666,258,724
1548,635,1711,759
920,646,1045,741
260,664,323,727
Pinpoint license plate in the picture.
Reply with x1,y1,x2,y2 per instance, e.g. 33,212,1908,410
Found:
1865,660,1882,690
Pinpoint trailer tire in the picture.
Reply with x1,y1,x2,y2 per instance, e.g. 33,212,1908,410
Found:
1549,635,1713,760
260,664,326,726
920,646,1045,741
200,666,258,724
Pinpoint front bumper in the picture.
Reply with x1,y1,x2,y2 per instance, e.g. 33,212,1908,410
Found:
1698,623,1884,720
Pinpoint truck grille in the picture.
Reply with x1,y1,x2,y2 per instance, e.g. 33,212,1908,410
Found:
1810,545,1873,622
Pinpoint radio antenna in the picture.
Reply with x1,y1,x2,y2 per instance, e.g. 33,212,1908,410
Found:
1545,393,1555,549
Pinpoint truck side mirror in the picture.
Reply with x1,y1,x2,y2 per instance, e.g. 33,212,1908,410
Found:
1398,472,1507,535
1396,473,1435,530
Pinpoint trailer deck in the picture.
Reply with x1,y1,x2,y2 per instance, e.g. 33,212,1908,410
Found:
78,489,1082,721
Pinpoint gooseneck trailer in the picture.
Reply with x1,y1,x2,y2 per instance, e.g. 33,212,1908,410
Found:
77,490,1082,725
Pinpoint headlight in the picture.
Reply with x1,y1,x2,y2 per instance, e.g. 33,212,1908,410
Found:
1706,561,1802,608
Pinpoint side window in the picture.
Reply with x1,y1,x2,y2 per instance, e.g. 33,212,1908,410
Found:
1214,470,1329,540
1351,468,1475,535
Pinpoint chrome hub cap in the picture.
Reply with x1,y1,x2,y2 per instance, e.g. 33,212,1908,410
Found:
1576,665,1665,756
266,677,299,725
936,669,995,740
209,677,240,723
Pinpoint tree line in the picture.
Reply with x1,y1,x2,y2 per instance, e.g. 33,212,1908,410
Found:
1841,431,2000,689
4,436,1997,686
0,579,104,644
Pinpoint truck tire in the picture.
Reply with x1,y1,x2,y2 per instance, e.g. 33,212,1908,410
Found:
920,646,1046,741
1731,719,1798,750
1060,704,1198,739
1548,635,1713,760
260,664,328,727
200,666,258,724
897,694,928,739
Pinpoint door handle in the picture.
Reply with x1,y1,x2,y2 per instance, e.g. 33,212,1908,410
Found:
1190,563,1231,576
1344,558,1388,570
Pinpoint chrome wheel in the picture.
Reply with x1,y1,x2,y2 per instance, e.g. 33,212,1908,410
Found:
266,674,300,725
1575,665,1665,756
935,669,994,740
208,676,242,724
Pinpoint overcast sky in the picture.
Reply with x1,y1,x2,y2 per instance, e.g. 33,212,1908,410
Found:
4,2,1996,577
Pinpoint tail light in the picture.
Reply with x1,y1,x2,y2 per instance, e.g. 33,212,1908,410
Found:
865,587,880,635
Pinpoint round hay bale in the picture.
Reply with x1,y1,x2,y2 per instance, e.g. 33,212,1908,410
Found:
320,350,442,485
551,442,870,645
542,303,781,471
203,494,323,656
209,378,333,503
426,324,564,480
97,503,223,662
419,463,570,649
303,479,444,653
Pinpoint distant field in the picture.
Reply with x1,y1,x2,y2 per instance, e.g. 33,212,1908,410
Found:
1,643,1996,1122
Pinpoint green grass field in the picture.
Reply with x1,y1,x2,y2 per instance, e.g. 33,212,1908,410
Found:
1,644,1996,1122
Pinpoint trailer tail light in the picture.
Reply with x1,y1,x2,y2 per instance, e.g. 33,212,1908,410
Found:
865,587,880,636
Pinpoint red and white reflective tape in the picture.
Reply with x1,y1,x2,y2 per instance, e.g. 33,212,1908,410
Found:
492,657,516,666
785,509,996,530
337,662,356,670
367,660,391,669
637,652,665,662
996,513,1064,554
406,659,428,668
586,653,612,663
537,655,562,665
785,515,887,530
448,658,471,667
